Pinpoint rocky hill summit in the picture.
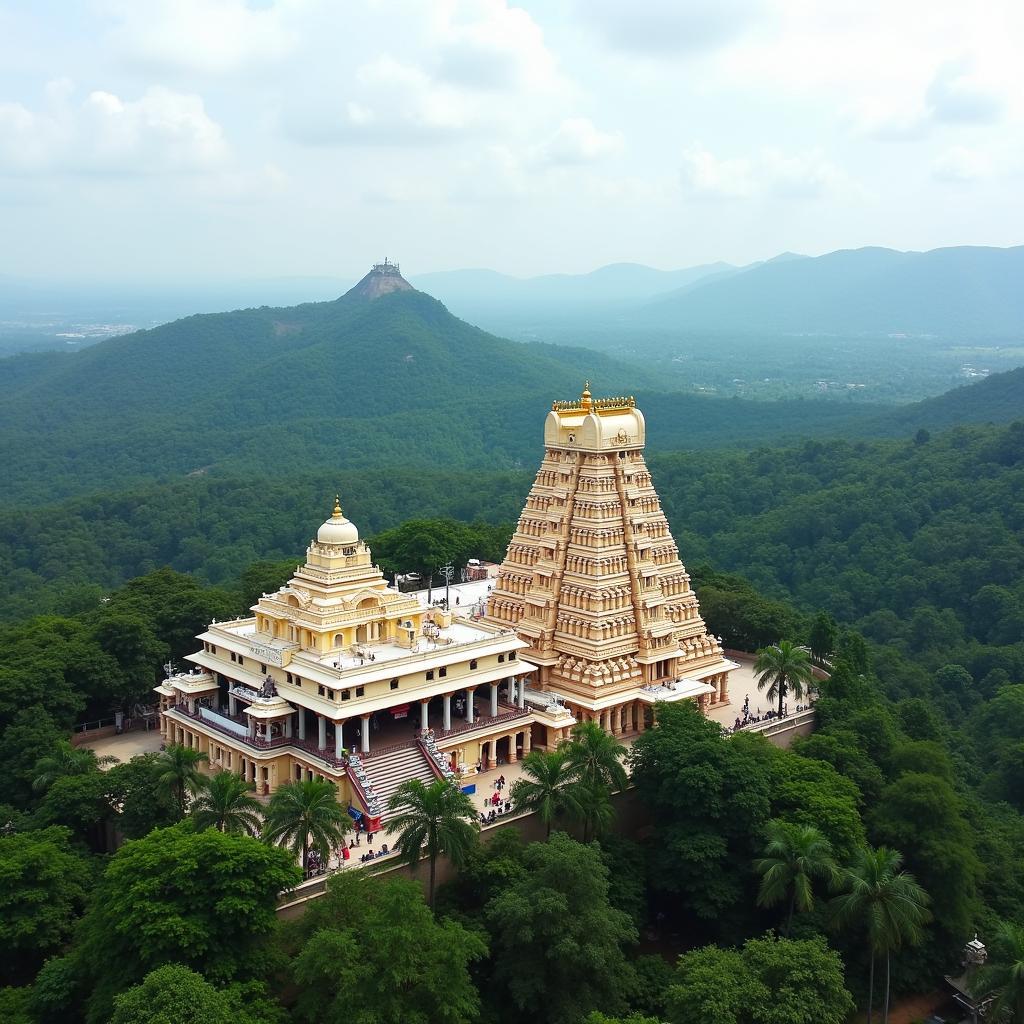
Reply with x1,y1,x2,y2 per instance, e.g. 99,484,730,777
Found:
345,258,415,301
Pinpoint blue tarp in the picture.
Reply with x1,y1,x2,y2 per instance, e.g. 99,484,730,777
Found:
461,784,476,795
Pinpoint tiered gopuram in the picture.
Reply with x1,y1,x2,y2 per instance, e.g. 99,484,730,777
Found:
486,384,735,747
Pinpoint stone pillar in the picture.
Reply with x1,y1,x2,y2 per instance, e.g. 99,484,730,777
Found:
507,733,517,764
611,705,621,734
719,673,729,704
297,708,306,741
318,715,327,749
523,727,532,754
466,688,476,724
284,715,293,738
229,693,237,716
421,700,430,732
264,721,272,741
335,722,345,760
517,677,526,709
443,693,452,732
637,703,647,733
490,683,499,717
361,714,370,754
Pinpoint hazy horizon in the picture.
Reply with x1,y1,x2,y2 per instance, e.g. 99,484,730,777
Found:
1,1,1022,283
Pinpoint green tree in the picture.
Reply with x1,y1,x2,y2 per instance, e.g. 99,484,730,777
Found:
629,701,771,924
754,820,837,936
106,754,181,839
830,846,930,1024
565,719,629,792
510,748,583,838
970,921,1024,1023
190,771,264,836
753,640,815,718
75,824,300,1023
288,871,486,1024
263,778,349,874
0,826,93,987
153,744,208,817
369,519,472,598
111,964,283,1024
484,833,638,1024
31,740,113,793
808,611,838,665
386,778,479,908
667,934,853,1024
0,711,64,809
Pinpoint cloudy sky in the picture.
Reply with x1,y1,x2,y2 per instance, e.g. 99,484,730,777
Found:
1,0,1021,282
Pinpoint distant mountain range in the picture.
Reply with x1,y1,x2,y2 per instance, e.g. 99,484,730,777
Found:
639,245,1024,337
407,245,1024,343
410,261,733,320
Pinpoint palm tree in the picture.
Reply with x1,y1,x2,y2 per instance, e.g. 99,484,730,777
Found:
970,922,1024,1022
831,846,930,1024
509,749,584,839
154,744,209,817
189,771,264,836
573,779,616,844
754,820,838,936
32,741,115,792
563,720,629,793
386,778,479,908
753,640,816,719
263,778,350,874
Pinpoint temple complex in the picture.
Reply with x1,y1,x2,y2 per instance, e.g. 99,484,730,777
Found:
155,385,733,812
486,384,735,748
156,499,535,819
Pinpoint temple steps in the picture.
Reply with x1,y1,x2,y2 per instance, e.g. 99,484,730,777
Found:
361,745,438,822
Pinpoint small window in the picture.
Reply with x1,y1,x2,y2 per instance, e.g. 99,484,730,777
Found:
230,652,236,663
498,653,505,663
509,651,516,661
259,663,266,674
390,679,399,690
318,685,326,697
238,656,245,666
470,659,478,670
356,686,365,697
341,689,350,701
618,451,626,459
426,670,434,681
286,672,292,683
439,666,447,678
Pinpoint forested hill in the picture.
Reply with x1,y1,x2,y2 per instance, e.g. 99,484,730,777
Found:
867,365,1024,435
639,244,1024,337
0,275,880,507
0,285,650,504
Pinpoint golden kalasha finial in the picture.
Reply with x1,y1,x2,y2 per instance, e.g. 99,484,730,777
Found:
333,495,342,517
582,379,591,398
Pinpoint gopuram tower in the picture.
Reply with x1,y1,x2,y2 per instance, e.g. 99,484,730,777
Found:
486,384,735,745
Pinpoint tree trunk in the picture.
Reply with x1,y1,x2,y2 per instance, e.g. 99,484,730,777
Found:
778,681,786,719
786,890,795,937
883,951,891,1024
302,841,308,874
867,953,875,1024
428,854,436,909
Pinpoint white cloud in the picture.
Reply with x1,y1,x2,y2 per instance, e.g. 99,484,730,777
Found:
932,146,992,183
279,1,570,148
102,0,296,74
581,0,764,56
537,117,623,165
680,144,856,200
927,61,1005,124
0,82,227,174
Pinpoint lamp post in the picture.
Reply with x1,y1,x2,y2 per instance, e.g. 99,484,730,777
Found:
439,562,455,608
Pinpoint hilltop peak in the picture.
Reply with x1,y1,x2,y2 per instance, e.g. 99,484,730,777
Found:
344,259,415,301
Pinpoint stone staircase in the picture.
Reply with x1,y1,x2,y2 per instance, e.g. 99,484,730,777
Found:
360,744,439,821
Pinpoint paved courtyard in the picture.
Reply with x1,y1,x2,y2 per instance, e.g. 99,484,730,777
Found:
81,728,163,765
